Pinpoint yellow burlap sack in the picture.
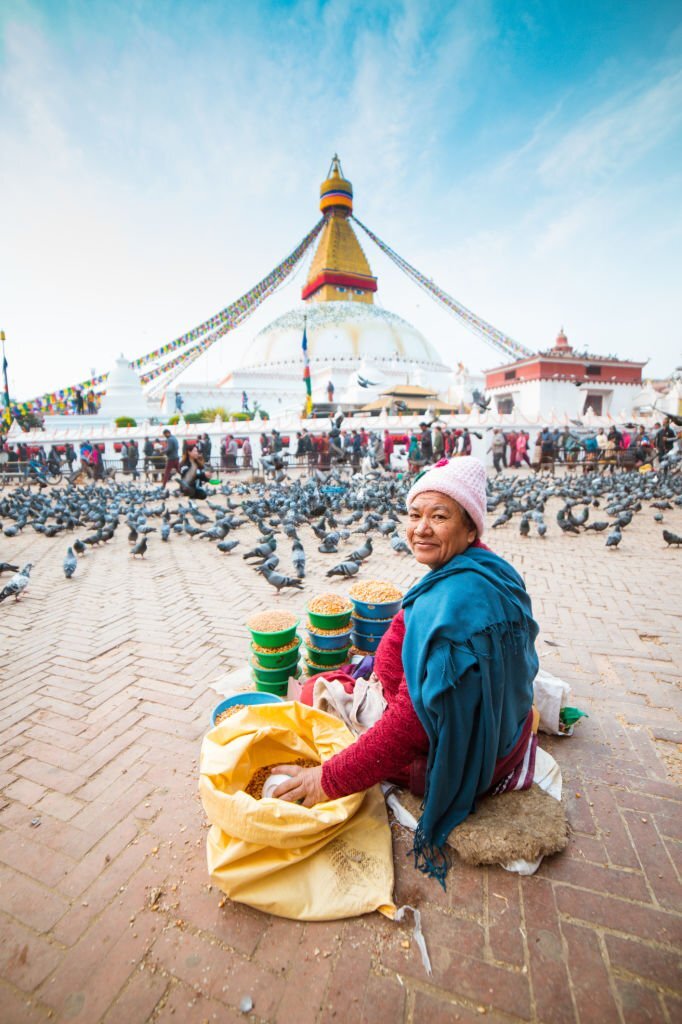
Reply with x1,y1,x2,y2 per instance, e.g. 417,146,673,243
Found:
199,701,395,921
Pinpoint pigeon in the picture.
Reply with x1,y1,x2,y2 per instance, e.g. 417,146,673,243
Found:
318,538,339,553
326,560,360,578
216,539,240,554
348,538,373,563
259,568,304,594
584,521,610,532
605,526,622,549
256,555,280,573
390,535,411,554
0,562,19,575
0,563,33,602
63,547,77,579
519,516,530,537
662,529,682,546
292,540,306,578
243,539,277,560
73,538,86,555
130,536,148,558
160,521,170,541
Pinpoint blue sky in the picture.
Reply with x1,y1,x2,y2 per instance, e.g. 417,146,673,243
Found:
1,0,681,399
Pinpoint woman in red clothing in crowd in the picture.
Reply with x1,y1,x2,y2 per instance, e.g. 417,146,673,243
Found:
272,457,540,882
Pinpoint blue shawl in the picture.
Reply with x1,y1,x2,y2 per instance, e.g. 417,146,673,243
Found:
401,545,539,885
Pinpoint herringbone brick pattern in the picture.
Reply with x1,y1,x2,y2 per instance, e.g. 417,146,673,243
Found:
0,475,680,1023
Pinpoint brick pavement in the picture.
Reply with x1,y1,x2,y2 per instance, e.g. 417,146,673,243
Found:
0,474,680,1023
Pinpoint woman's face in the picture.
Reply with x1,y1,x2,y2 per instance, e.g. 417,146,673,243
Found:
407,491,477,570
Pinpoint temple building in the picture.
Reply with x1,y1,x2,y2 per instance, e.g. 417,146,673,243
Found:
484,329,646,421
171,157,453,416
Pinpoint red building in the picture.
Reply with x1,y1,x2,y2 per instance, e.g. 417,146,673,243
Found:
484,330,646,419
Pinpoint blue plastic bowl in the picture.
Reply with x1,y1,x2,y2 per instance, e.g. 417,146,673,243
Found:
350,597,402,621
306,628,353,650
351,631,382,653
210,692,283,728
351,614,392,638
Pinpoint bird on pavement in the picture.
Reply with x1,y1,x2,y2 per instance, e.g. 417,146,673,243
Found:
0,563,33,602
0,562,19,575
130,536,148,558
606,526,622,549
292,539,306,578
63,547,77,579
73,538,86,555
662,529,682,546
348,538,373,563
390,535,411,554
326,560,360,578
216,539,240,554
259,568,304,594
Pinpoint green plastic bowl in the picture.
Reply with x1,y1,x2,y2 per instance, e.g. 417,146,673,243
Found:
248,618,300,649
251,658,300,683
305,602,352,630
304,643,351,668
254,678,289,696
251,637,301,668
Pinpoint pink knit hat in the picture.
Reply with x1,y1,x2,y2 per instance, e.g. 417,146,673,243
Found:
406,456,487,537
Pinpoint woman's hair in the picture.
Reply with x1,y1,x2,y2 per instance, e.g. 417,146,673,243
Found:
181,448,205,468
459,505,477,537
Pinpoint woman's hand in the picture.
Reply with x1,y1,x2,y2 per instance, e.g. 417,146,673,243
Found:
270,764,327,807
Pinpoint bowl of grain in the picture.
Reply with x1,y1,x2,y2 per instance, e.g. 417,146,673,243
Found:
251,659,301,684
350,631,383,654
306,593,352,630
351,613,393,638
251,635,301,668
349,580,403,620
210,692,282,728
303,642,352,667
247,610,300,649
305,625,353,650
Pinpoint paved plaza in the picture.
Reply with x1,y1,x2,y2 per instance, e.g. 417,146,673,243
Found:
0,473,681,1023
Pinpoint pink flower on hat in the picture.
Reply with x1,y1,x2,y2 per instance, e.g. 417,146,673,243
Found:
407,456,487,537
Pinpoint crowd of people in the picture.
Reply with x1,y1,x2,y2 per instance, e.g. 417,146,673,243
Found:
2,416,679,490
486,420,679,474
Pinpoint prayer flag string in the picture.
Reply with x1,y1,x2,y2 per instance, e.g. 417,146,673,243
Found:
11,219,324,416
351,216,534,362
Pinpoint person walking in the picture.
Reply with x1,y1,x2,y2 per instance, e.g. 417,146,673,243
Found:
128,439,139,480
488,429,505,474
383,430,394,470
241,436,252,469
432,426,445,459
161,428,180,486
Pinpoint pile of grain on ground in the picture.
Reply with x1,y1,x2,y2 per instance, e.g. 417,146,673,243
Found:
308,594,352,614
247,610,298,632
349,580,403,603
245,758,319,799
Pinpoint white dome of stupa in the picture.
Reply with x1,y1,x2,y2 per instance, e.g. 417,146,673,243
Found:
239,302,449,374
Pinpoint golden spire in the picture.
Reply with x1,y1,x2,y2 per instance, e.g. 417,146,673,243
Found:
303,156,377,304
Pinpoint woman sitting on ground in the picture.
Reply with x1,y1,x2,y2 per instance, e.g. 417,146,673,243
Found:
178,446,208,500
273,457,539,883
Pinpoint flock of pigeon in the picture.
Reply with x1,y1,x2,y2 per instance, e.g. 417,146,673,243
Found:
0,461,680,604
487,464,682,550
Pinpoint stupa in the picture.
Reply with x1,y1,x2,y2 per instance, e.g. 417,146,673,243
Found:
180,157,452,415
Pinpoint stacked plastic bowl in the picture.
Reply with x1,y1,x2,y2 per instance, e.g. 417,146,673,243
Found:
349,581,403,655
304,594,353,675
247,610,301,697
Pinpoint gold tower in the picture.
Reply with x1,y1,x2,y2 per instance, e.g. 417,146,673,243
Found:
301,155,377,305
